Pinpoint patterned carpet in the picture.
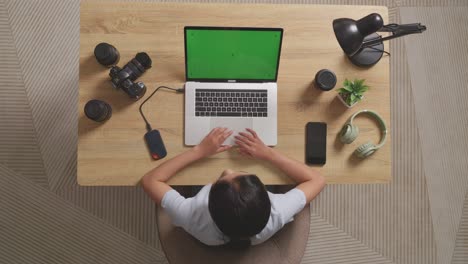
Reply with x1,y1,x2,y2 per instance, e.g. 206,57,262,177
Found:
1,0,467,263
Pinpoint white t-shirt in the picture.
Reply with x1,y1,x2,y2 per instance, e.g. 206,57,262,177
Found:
161,184,307,246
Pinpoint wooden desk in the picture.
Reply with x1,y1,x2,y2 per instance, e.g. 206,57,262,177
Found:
79,2,390,186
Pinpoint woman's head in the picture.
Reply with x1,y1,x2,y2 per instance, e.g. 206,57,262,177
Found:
208,170,271,248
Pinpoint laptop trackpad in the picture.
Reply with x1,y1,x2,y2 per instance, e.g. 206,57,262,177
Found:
210,118,253,145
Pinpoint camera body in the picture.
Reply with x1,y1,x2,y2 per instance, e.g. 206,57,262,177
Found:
109,65,146,100
108,53,152,100
94,42,152,100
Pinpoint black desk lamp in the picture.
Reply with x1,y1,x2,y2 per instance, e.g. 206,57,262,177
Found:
333,13,426,67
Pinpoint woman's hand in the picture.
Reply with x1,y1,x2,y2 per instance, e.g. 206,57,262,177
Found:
235,128,273,160
194,127,233,158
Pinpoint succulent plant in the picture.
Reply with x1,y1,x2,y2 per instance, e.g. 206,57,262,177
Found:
338,79,369,106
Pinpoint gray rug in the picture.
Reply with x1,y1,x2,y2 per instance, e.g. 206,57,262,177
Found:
0,164,168,264
1,0,467,263
0,0,48,189
401,6,468,264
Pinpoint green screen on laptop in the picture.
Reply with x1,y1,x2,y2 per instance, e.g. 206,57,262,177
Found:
185,27,283,82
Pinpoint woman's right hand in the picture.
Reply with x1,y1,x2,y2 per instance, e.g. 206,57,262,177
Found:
235,128,273,160
194,127,233,158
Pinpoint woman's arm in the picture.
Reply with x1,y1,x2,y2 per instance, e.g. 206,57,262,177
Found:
235,129,325,203
141,127,233,205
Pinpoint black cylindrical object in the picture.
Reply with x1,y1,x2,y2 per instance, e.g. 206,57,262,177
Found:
357,13,383,37
94,43,120,67
84,100,112,122
314,69,337,91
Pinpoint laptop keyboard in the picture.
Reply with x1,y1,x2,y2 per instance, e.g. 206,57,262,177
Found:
195,89,268,117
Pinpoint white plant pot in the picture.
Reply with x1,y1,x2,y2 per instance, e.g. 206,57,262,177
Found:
337,94,360,108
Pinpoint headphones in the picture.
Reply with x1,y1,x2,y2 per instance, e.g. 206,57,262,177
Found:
339,110,387,158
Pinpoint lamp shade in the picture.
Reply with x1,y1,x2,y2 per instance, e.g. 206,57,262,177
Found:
333,13,384,56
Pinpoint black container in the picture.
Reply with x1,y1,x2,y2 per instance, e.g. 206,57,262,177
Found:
314,69,337,91
94,43,120,67
84,100,112,122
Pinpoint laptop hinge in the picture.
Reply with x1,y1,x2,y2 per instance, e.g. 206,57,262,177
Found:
228,80,236,83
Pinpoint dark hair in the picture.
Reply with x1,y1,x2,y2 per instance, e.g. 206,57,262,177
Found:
208,174,271,249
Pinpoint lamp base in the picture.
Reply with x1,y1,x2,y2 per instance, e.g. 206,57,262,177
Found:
348,33,384,67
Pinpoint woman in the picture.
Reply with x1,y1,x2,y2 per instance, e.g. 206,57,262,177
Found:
141,127,325,248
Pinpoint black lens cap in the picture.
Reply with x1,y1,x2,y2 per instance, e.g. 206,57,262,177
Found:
135,52,152,69
315,69,337,91
94,43,120,67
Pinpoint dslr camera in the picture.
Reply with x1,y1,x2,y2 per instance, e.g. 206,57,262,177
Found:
109,52,152,100
94,43,152,100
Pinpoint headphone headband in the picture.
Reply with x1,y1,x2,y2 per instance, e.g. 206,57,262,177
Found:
348,110,387,148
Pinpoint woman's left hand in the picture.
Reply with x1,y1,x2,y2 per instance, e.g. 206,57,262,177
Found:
194,127,233,158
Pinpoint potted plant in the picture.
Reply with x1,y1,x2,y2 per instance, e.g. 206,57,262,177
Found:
337,78,369,108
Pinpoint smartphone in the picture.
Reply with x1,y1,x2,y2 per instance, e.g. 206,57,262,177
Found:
305,122,327,165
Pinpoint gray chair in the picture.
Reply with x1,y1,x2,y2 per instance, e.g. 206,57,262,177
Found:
157,205,311,264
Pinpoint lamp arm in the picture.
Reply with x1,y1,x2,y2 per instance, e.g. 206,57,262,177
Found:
362,23,427,47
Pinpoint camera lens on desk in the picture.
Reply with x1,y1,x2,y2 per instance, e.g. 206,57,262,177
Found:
94,42,120,67
314,69,337,91
84,100,112,122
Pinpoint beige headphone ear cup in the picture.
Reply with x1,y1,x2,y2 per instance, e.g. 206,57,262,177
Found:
354,142,376,158
340,124,359,144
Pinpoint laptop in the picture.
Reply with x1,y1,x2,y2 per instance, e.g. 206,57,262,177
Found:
184,26,283,146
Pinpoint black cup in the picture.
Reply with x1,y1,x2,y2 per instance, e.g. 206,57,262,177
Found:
94,43,120,67
314,69,337,91
84,100,112,122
